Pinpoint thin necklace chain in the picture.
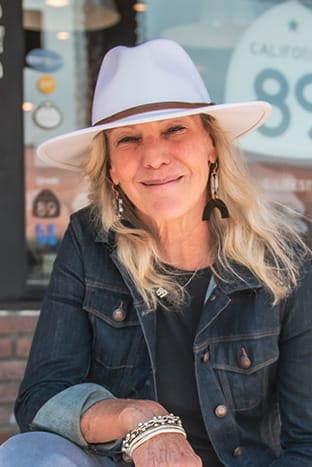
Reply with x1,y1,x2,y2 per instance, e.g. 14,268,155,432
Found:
180,268,200,288
155,262,211,299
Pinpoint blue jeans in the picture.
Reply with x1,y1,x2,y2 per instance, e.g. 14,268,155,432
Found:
0,432,119,467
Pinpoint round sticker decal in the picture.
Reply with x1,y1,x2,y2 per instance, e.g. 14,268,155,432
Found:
37,75,56,94
26,49,63,73
33,102,62,129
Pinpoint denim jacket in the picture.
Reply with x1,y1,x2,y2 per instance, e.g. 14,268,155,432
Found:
15,207,312,466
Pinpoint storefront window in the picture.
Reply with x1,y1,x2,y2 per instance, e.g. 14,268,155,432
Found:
22,0,136,287
22,0,312,290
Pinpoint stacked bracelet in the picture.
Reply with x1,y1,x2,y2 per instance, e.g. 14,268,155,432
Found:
121,413,186,462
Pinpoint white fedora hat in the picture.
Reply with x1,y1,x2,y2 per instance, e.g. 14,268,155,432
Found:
37,38,272,171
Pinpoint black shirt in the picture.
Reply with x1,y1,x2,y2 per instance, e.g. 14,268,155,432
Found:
156,267,224,467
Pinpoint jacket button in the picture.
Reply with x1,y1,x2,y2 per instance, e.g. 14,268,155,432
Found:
201,350,210,363
209,294,216,301
239,347,252,369
112,306,126,322
233,446,242,457
214,405,228,418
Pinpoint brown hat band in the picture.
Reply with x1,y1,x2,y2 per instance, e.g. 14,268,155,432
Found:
93,101,215,126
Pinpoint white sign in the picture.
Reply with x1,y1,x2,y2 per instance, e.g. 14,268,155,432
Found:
225,1,312,162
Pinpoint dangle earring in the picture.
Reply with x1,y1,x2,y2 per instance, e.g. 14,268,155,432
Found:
112,184,124,219
202,161,229,221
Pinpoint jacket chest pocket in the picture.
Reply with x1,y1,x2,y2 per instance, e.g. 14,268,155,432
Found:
83,285,150,396
210,334,279,411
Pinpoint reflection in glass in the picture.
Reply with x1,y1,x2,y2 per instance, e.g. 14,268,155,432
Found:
23,0,136,285
24,0,121,31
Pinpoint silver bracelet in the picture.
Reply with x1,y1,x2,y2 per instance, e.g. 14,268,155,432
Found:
128,425,186,459
121,413,186,462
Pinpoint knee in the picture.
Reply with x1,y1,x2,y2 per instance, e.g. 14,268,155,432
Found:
0,432,94,467
0,433,43,466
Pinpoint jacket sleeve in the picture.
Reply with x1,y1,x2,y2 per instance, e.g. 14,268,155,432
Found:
31,383,121,453
14,216,120,454
270,258,312,466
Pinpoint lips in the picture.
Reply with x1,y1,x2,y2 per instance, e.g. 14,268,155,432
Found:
141,175,183,186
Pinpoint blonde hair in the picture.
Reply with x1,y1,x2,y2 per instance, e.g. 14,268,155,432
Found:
81,115,309,309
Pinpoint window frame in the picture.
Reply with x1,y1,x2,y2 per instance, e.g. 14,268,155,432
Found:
0,2,28,306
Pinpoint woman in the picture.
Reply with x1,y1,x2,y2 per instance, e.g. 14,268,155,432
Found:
1,39,312,466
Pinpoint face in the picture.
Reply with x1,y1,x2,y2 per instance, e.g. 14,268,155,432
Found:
108,114,216,225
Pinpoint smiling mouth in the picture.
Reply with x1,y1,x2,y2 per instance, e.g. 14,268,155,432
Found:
141,176,183,186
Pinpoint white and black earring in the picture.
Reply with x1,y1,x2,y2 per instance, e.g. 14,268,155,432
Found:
113,185,124,219
202,161,229,221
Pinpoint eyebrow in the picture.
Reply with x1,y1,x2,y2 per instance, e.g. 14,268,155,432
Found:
107,125,137,135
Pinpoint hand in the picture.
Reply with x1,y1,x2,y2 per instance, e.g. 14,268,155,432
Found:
132,432,202,467
81,398,168,443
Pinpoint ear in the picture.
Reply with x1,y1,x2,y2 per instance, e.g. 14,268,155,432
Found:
208,147,217,164
109,166,119,185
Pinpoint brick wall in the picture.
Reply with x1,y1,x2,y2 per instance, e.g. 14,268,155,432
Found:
0,310,39,444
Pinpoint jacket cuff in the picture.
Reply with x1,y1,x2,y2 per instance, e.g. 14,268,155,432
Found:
32,383,121,452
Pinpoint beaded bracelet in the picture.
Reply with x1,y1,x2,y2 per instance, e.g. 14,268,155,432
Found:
121,413,187,462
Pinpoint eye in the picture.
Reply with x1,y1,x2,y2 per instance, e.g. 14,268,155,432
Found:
117,135,141,145
164,125,186,136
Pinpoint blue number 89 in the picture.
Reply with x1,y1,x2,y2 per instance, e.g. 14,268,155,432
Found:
254,68,312,138
254,68,290,137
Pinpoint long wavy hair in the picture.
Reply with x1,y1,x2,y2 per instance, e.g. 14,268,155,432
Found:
81,114,309,310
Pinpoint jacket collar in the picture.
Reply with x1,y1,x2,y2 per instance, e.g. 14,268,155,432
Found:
95,222,133,249
95,228,112,249
213,261,262,294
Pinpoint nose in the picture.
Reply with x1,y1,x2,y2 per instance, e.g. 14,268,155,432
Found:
141,136,171,169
